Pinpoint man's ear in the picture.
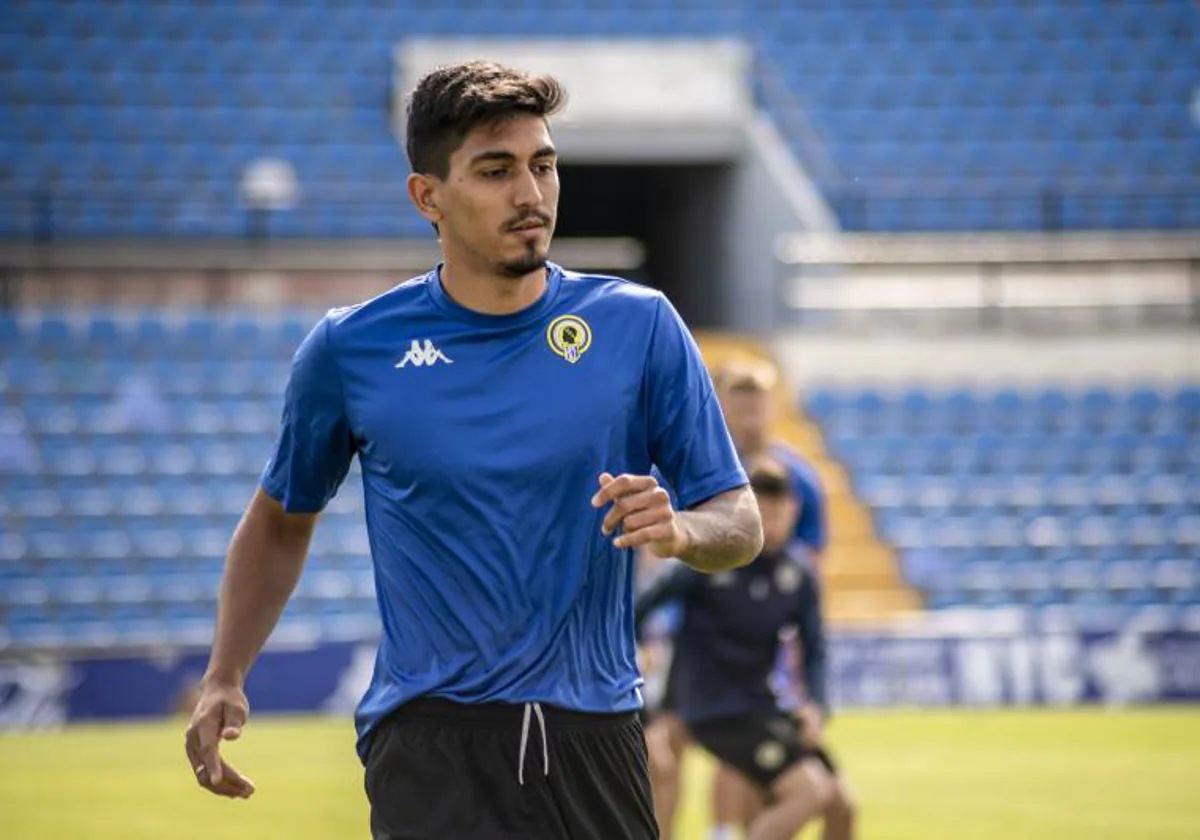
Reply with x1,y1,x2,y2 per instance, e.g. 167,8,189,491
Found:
407,173,442,225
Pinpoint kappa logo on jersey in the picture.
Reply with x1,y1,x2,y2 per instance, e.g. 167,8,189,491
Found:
546,315,592,364
396,339,453,368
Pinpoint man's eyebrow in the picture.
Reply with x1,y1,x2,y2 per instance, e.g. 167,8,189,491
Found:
470,150,516,165
469,146,557,165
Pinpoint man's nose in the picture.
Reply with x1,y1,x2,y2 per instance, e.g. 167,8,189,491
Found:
512,168,543,209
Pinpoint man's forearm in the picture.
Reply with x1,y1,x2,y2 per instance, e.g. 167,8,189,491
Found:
204,490,315,687
675,486,763,573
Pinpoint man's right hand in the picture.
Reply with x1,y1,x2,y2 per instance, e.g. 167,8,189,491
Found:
185,679,255,799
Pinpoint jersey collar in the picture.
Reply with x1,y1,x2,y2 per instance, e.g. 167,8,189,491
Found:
426,261,564,329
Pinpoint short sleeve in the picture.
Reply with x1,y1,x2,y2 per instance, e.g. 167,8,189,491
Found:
260,316,356,513
644,295,747,510
792,463,828,553
650,464,679,509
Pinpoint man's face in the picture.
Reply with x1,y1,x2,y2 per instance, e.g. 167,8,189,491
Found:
418,115,559,278
756,491,800,555
719,388,771,455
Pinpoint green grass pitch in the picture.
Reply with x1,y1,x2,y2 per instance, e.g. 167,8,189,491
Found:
1,708,1197,839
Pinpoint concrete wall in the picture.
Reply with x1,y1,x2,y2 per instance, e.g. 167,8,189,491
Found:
773,331,1200,388
721,114,839,333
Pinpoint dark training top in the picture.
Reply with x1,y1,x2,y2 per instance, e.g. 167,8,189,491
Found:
634,549,827,725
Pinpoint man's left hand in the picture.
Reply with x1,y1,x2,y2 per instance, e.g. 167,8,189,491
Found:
592,472,689,557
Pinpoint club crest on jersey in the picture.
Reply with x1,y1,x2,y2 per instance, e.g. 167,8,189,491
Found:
775,562,802,594
755,740,786,771
546,314,592,364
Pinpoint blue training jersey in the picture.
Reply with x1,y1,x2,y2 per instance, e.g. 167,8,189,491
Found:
261,263,747,761
771,444,828,554
656,446,826,554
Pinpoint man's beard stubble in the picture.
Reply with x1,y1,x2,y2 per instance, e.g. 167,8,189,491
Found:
497,240,548,279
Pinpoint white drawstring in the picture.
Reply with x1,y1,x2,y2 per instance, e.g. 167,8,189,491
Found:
517,702,549,786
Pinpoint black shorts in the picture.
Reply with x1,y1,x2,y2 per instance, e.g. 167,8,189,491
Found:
364,697,659,840
688,714,838,788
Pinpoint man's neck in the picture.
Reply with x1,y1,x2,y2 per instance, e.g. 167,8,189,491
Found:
440,254,547,316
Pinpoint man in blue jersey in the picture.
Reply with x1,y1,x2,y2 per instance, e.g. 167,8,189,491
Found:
636,457,856,840
182,60,763,839
713,360,828,564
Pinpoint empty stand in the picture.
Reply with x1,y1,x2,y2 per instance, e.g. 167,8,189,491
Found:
806,383,1200,628
0,310,378,651
2,1,1197,235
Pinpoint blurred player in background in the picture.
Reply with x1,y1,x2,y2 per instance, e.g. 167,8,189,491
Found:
184,60,765,840
714,359,828,566
643,358,832,837
710,359,833,834
636,457,857,840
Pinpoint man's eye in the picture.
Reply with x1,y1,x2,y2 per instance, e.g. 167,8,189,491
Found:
482,169,507,179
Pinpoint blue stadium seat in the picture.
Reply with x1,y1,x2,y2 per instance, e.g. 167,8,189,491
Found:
0,578,50,608
1010,561,1055,597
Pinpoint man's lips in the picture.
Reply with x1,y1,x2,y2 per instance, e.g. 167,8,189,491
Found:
507,218,548,232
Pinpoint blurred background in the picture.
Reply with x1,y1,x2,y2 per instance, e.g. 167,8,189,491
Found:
0,1,1198,838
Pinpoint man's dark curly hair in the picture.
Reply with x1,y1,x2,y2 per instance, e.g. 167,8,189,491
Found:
406,60,567,178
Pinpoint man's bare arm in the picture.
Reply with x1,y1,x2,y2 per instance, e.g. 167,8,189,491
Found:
204,488,317,687
594,475,762,574
186,488,319,797
674,485,763,573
